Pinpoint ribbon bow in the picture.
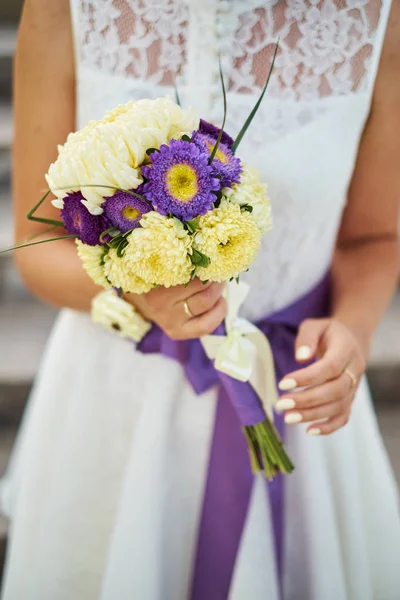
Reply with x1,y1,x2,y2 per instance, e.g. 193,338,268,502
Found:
201,281,279,420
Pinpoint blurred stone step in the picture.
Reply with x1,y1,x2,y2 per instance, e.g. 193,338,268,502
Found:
0,104,12,149
370,291,400,366
0,27,17,59
0,192,13,250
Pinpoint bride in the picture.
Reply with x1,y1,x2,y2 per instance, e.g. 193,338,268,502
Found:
1,1,400,599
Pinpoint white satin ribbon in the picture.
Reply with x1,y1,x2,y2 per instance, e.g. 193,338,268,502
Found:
201,281,279,420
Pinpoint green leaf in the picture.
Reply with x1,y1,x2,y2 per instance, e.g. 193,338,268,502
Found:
26,189,65,228
209,57,227,165
0,234,76,255
181,134,192,143
185,218,199,233
240,203,253,213
116,237,129,257
190,248,210,268
146,148,158,156
99,227,121,243
232,41,279,154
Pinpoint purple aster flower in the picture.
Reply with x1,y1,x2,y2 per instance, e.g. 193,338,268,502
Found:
199,119,234,149
61,192,110,246
141,139,221,221
192,131,242,188
102,189,152,233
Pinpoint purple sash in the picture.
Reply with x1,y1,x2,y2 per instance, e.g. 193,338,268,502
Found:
138,275,330,599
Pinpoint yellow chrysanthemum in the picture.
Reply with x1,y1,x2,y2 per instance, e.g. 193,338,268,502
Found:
121,212,193,288
222,164,272,234
76,240,110,289
193,200,261,282
103,248,153,295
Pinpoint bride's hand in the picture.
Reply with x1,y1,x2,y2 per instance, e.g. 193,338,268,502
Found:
276,319,367,435
127,279,227,341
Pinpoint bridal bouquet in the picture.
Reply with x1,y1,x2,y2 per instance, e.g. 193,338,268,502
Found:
7,49,293,479
47,99,268,300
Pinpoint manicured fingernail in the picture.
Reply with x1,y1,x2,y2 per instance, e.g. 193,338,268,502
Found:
296,345,312,361
284,412,303,424
278,378,297,391
276,398,296,412
307,428,321,436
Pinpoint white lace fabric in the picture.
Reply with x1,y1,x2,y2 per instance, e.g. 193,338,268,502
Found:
70,0,391,318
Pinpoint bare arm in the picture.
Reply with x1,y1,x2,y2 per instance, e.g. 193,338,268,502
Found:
332,8,400,357
13,0,100,310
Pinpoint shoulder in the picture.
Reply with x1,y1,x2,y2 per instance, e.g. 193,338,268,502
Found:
373,2,400,109
20,0,71,35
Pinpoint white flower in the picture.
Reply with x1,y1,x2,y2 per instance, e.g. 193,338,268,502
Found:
92,289,151,343
45,97,199,215
222,164,272,234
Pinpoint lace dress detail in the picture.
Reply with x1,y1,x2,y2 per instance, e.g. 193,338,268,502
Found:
70,0,391,319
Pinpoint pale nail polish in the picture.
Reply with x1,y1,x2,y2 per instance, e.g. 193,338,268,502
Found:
276,398,296,412
308,428,321,436
284,412,303,425
296,345,312,361
278,378,297,391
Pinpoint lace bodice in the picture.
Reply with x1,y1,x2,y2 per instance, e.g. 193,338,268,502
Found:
69,0,391,319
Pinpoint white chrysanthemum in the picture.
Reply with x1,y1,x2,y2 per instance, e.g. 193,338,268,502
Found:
76,240,110,289
129,97,199,140
46,97,199,215
92,289,152,343
103,248,153,295
222,164,272,234
46,121,145,213
194,200,261,282
121,212,193,288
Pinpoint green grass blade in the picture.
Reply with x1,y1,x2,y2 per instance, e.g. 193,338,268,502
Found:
174,82,181,107
27,189,64,228
0,234,76,255
27,223,59,241
231,41,279,154
209,57,227,165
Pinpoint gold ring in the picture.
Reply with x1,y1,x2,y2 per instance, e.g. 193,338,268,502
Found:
183,300,193,319
344,368,357,389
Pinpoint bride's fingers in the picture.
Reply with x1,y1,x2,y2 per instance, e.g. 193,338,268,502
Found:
180,297,227,340
181,282,225,318
306,409,352,436
276,372,353,412
278,345,353,391
282,396,352,425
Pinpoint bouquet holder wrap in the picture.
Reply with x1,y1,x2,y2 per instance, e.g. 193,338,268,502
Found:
202,281,279,422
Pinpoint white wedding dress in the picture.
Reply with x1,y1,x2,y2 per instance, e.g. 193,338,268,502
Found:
2,1,400,599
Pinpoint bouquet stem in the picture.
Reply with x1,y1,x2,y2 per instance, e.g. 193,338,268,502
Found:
243,419,294,480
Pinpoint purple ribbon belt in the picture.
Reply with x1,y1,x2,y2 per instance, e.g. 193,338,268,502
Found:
138,275,330,599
